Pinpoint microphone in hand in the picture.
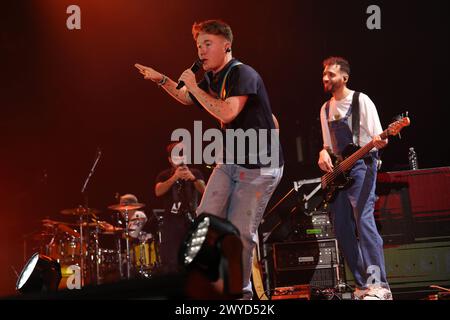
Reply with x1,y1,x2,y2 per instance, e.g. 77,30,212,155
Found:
176,59,203,90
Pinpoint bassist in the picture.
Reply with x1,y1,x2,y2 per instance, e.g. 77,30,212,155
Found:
317,57,392,300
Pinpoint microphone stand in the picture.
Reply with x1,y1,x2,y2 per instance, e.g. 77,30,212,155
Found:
80,148,102,286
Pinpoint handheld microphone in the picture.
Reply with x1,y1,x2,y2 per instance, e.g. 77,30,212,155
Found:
176,59,203,90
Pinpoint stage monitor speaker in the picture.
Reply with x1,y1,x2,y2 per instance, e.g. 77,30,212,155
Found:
344,239,450,291
375,167,450,244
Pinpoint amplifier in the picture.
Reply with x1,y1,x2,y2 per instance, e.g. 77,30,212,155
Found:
273,267,340,289
273,239,340,270
265,239,344,289
291,212,334,241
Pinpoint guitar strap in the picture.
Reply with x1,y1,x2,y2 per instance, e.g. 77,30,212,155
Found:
204,60,243,100
325,91,360,146
351,91,360,146
220,61,242,100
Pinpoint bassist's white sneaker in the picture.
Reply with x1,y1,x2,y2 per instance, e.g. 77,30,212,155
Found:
354,287,369,300
362,286,393,300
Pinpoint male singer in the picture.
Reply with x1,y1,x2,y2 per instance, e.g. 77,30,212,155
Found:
135,19,283,299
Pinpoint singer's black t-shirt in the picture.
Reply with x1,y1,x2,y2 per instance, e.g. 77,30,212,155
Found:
155,167,204,217
189,59,284,168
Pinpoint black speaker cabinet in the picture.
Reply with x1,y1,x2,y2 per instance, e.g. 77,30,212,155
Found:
266,239,344,289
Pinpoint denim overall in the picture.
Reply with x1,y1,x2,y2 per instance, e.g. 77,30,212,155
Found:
326,102,388,289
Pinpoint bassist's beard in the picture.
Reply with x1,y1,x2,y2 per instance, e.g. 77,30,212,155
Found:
323,80,344,94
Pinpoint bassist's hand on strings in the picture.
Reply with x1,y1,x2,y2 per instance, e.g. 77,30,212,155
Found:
373,135,388,150
318,148,334,173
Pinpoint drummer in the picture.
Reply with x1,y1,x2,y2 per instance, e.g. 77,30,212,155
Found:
100,194,149,240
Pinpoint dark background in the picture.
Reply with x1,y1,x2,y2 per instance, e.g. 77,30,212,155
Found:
1,0,448,296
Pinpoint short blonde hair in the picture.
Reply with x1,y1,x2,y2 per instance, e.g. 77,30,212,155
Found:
192,19,233,43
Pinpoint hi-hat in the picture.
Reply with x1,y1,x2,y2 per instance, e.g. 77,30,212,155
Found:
108,203,145,211
60,207,100,216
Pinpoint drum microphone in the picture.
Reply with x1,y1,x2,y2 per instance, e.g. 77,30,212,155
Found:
176,59,203,90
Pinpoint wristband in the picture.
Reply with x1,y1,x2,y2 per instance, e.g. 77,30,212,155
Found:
157,75,167,86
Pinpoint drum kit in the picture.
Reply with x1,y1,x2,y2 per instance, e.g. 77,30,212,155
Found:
29,203,161,287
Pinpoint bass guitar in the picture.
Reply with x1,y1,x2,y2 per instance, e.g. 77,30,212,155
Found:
321,116,410,203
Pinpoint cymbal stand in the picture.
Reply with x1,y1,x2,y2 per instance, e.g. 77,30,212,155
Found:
123,210,131,279
78,213,85,287
94,223,100,284
79,147,102,287
116,212,124,279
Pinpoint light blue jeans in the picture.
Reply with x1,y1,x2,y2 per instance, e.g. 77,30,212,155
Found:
196,164,283,299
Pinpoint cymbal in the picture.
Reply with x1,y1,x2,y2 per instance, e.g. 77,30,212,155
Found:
43,219,99,228
42,219,58,228
94,220,124,233
108,203,145,211
42,218,70,226
56,224,80,238
67,222,101,228
61,207,100,216
81,222,101,227
29,232,55,241
100,228,124,235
